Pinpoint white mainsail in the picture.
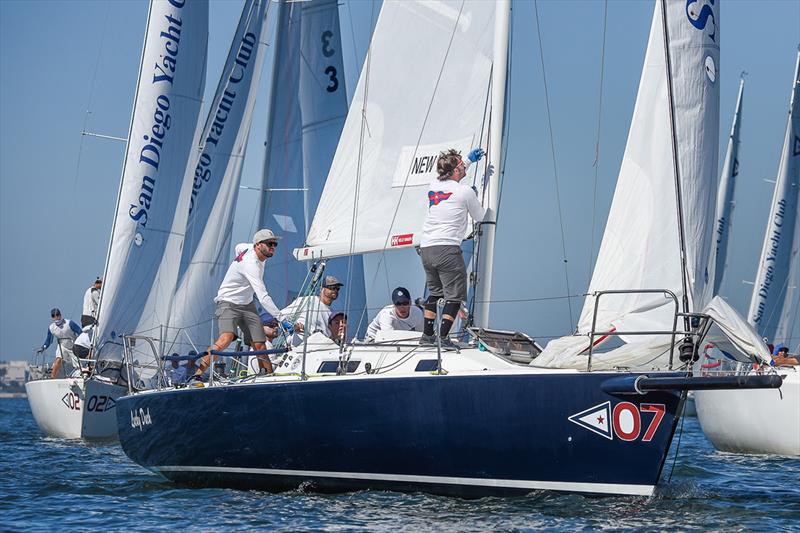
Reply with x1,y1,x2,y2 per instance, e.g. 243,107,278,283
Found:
293,0,499,262
169,0,270,347
535,0,721,369
747,51,800,344
713,77,745,296
257,0,368,331
96,0,208,359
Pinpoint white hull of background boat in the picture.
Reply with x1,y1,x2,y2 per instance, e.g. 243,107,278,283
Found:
25,377,126,441
695,367,800,456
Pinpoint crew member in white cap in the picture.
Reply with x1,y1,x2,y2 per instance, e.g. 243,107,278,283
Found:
365,287,424,342
195,229,292,377
280,275,343,345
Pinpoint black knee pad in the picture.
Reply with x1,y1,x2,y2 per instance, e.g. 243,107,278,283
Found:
424,295,439,313
443,300,461,318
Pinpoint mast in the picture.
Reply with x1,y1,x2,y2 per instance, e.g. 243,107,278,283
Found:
660,0,692,323
473,0,510,327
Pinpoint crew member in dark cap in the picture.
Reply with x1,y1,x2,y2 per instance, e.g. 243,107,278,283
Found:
329,312,348,346
365,287,424,342
280,275,343,345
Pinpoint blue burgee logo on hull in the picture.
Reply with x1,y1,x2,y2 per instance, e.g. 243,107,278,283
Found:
568,401,613,440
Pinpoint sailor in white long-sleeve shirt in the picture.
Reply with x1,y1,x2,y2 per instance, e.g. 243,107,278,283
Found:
280,275,342,346
81,277,102,327
418,147,487,350
195,229,292,377
365,287,424,342
37,308,82,378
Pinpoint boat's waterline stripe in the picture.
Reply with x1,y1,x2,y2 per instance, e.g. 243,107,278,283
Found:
155,465,654,496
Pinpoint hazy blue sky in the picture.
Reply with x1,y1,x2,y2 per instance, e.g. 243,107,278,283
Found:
1,0,799,361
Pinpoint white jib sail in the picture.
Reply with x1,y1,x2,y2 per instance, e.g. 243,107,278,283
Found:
713,77,745,296
294,0,498,261
747,51,800,344
169,0,270,348
536,0,720,369
96,0,208,359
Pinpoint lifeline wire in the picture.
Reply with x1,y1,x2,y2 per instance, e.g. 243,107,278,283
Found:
589,0,608,273
533,0,574,330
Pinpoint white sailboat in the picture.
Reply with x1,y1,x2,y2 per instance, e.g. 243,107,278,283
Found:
116,0,782,497
695,51,800,457
26,0,209,440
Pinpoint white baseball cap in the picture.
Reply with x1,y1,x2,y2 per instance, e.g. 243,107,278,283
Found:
253,228,281,243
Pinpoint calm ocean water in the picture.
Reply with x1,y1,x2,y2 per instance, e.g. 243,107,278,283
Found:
1,397,798,532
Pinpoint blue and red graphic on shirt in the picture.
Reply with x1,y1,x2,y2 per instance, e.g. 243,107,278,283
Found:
428,191,453,207
235,249,249,262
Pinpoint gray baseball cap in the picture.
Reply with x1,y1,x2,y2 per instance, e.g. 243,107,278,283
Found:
323,275,343,288
253,228,281,243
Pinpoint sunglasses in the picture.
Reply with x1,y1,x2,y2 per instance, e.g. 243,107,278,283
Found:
325,286,341,291
395,301,411,307
260,241,278,248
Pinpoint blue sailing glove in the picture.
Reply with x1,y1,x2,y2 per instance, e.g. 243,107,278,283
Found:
281,320,294,335
467,148,485,163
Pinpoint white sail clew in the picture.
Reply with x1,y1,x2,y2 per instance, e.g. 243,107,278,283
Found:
713,77,745,296
169,0,270,347
747,51,800,344
96,0,208,359
293,1,498,263
536,0,725,369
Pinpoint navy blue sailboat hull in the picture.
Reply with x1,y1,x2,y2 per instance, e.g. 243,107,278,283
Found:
117,372,684,496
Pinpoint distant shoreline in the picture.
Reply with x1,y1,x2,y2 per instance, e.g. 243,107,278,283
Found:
0,392,26,398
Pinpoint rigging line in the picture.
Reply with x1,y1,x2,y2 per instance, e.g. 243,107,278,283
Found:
343,2,377,337
533,0,574,330
346,0,360,79
73,2,112,192
660,0,692,325
589,0,608,273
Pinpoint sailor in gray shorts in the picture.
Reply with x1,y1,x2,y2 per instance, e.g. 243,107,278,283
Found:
418,147,487,349
194,229,292,377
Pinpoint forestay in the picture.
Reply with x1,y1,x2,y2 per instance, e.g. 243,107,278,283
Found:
258,0,366,328
169,0,270,347
747,51,800,344
712,77,744,296
96,0,208,360
294,0,498,261
535,0,720,369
